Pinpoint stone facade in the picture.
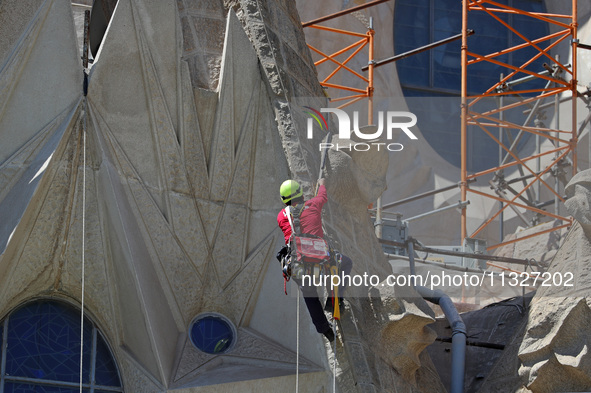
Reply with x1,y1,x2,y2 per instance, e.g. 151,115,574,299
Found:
0,0,443,392
478,170,591,392
4,0,590,392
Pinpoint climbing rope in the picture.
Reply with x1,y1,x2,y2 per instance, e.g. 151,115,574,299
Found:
80,10,90,392
333,322,336,393
296,292,300,393
79,98,87,393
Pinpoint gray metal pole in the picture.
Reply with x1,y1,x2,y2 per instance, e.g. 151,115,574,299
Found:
375,196,383,238
450,322,467,393
405,201,470,222
499,74,504,243
536,129,541,204
554,55,560,217
407,241,466,393
415,286,466,393
381,180,475,210
408,240,416,287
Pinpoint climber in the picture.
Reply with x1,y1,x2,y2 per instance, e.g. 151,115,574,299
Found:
277,178,353,341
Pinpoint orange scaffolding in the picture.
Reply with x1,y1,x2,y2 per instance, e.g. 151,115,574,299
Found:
460,0,578,249
305,25,374,112
302,0,384,115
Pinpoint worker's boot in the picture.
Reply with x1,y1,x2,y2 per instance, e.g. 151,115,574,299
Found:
324,297,344,314
322,326,335,341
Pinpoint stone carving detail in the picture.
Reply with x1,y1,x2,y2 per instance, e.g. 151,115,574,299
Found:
378,303,438,384
477,169,591,392
565,168,591,236
517,297,591,392
509,169,591,392
173,327,320,388
327,125,389,214
358,283,443,390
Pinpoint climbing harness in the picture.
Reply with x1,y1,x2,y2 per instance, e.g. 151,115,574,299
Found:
280,204,333,289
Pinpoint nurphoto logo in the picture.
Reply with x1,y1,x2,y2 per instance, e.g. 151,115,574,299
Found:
303,106,418,152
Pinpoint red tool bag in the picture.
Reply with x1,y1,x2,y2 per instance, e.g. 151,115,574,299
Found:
292,235,331,264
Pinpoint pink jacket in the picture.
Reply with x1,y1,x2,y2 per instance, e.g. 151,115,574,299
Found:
277,185,327,244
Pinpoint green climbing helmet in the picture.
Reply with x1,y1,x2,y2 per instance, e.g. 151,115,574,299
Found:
280,180,303,204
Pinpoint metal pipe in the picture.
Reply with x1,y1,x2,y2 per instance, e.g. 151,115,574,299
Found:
504,68,553,87
522,93,573,113
536,125,541,205
380,238,534,266
405,201,470,222
555,55,561,216
490,185,530,227
371,210,403,217
496,72,557,208
535,199,563,209
495,79,552,210
572,0,578,176
361,30,474,71
368,21,375,125
416,285,466,393
386,253,495,274
408,240,467,393
500,79,552,167
375,196,383,238
460,0,469,243
499,75,504,242
301,0,391,27
436,337,505,350
408,240,416,287
492,170,545,188
381,179,475,210
371,215,403,223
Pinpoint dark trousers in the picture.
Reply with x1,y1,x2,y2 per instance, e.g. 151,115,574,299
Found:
298,254,353,333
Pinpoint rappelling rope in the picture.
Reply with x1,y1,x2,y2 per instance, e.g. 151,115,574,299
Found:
79,10,90,392
296,292,300,393
79,97,87,393
333,322,336,392
287,206,300,393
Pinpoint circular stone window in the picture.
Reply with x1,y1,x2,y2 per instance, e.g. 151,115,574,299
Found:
189,313,237,354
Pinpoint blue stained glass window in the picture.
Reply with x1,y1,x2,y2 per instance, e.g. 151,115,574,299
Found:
0,300,122,392
190,314,236,354
94,333,121,386
6,302,92,383
4,384,89,393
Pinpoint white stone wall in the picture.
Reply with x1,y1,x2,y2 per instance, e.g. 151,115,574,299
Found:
0,0,435,392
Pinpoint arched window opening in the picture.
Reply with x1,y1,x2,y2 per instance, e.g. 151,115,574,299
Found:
0,300,122,392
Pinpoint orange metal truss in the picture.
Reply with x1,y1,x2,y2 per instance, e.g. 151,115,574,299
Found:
460,0,578,250
303,21,375,113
